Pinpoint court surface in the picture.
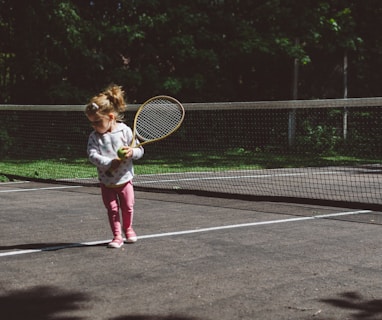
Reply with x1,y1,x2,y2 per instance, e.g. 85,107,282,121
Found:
1,181,382,320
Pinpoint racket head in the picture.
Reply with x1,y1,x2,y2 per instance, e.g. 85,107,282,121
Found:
131,95,185,147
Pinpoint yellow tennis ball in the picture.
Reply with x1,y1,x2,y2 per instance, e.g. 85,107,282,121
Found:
117,148,126,159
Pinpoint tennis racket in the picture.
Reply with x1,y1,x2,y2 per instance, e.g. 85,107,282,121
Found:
130,95,185,147
106,96,184,177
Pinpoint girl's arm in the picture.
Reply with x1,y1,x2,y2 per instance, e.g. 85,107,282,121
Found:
132,143,144,160
126,126,144,160
118,144,144,160
87,134,114,170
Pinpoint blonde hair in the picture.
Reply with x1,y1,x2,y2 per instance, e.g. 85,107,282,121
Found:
85,85,127,121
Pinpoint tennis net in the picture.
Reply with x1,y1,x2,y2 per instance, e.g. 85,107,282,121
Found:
1,98,381,209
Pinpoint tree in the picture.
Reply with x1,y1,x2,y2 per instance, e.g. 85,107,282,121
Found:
1,0,382,104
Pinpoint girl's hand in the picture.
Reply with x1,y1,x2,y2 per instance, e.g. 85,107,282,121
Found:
119,146,134,159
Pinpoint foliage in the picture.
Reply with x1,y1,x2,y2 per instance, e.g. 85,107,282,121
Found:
296,121,341,155
0,1,381,166
0,1,381,103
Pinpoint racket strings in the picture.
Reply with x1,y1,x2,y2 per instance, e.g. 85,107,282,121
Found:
136,99,184,141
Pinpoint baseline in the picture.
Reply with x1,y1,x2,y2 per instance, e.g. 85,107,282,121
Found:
0,209,371,258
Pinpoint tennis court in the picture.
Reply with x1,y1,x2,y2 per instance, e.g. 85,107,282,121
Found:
132,165,382,209
1,180,382,320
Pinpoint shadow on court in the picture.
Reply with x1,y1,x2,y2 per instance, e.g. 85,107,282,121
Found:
2,286,382,320
0,286,89,320
320,292,382,320
0,242,105,251
0,286,203,320
2,182,382,319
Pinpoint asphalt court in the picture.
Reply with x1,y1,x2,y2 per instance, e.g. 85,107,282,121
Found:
1,181,382,320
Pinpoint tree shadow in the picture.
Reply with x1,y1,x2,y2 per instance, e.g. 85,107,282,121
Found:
0,286,203,320
320,291,382,319
0,285,90,319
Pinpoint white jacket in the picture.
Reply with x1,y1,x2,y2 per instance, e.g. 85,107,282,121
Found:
87,122,144,186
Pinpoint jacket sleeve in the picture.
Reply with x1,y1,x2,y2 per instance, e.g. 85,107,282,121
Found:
87,134,113,170
125,126,144,160
132,144,144,160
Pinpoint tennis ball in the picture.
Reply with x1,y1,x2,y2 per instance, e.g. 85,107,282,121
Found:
117,148,127,159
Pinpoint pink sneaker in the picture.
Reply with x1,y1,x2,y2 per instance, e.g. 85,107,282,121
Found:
125,228,137,243
107,237,124,248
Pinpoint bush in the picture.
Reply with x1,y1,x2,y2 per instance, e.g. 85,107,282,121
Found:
296,120,341,155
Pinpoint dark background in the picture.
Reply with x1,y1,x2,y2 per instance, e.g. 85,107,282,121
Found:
1,0,382,104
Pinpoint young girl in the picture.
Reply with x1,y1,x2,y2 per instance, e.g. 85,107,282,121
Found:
85,85,144,248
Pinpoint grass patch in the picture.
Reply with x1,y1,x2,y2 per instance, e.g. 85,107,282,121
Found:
0,149,380,181
0,158,96,180
137,148,380,172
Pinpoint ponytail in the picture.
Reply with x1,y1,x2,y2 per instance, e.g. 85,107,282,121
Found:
85,84,127,121
104,85,126,114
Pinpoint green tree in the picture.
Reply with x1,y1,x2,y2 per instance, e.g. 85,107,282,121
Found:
1,0,382,103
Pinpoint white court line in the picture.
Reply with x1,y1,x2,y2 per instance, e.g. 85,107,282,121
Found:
0,209,371,258
135,170,337,184
0,181,30,185
0,185,82,193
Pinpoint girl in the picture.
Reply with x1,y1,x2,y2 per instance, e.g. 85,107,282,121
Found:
85,85,144,248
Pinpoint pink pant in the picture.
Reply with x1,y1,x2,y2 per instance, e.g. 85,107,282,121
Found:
100,181,135,238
